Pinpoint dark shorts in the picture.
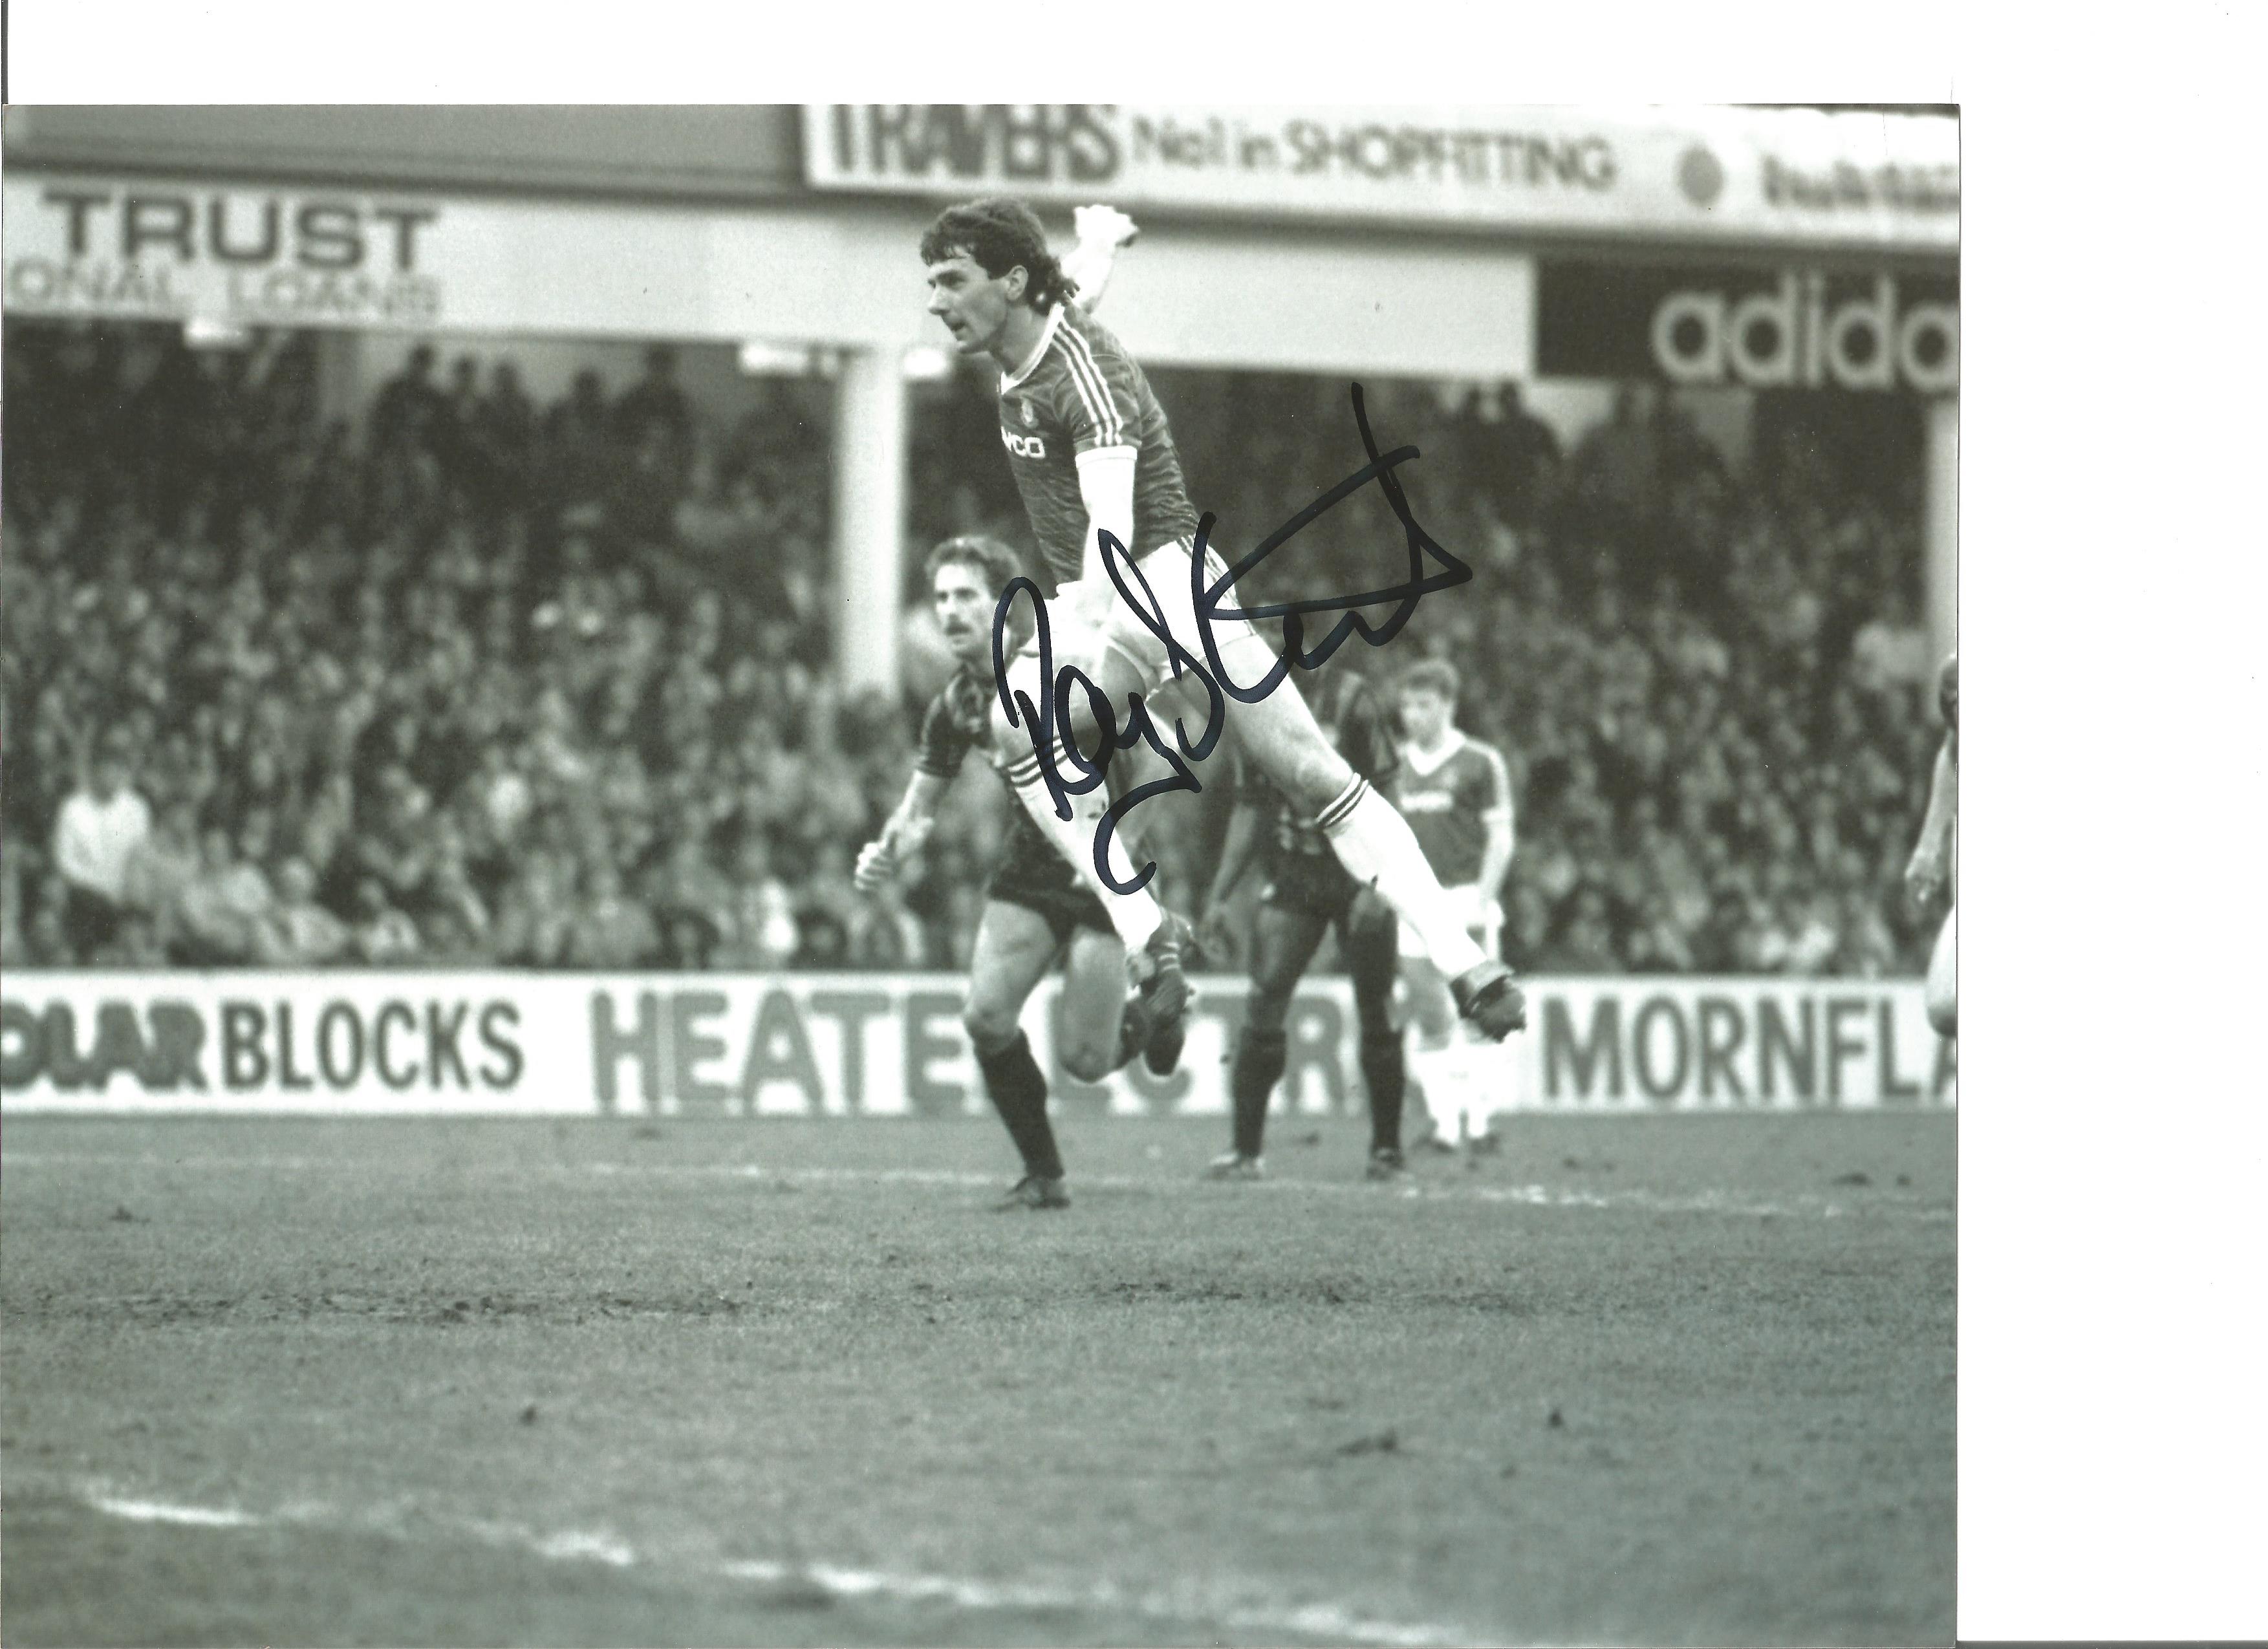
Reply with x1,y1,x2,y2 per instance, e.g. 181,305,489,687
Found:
1246,859,1398,1024
986,814,1115,946
1258,850,1362,924
61,886,122,960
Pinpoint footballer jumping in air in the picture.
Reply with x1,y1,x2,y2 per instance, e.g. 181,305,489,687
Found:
857,537,1185,1211
1389,660,1517,1156
1905,651,1958,1038
1195,664,1411,1183
918,197,1528,1046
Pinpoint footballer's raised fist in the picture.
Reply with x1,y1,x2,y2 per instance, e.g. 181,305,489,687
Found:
1074,204,1139,249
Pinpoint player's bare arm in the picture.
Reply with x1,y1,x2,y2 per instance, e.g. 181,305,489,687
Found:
1477,750,1515,909
1063,209,1142,637
856,770,949,892
1196,790,1266,959
1903,733,1958,912
1061,204,1139,310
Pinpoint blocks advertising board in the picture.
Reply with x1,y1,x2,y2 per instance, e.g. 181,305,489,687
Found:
3,973,1953,1116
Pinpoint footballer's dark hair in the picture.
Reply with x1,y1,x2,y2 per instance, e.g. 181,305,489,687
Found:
918,198,1079,310
924,534,1024,597
1399,658,1463,705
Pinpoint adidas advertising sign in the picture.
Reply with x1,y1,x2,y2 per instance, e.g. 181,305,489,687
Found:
1539,261,1958,394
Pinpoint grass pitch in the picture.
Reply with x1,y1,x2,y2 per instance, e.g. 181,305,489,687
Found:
1,1110,1953,1646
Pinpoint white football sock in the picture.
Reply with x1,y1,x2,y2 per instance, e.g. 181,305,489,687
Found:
1407,1039,1462,1142
1319,779,1487,978
1451,1037,1506,1142
1004,745,1164,954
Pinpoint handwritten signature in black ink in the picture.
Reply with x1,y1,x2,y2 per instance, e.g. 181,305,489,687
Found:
991,383,1473,896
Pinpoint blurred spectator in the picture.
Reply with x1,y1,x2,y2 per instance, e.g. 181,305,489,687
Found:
659,908,722,971
52,739,153,962
491,856,576,967
616,345,694,463
1482,380,1563,526
1568,382,1663,536
351,877,424,965
847,883,927,969
424,834,493,948
1832,887,1901,978
421,906,491,968
369,343,446,457
713,834,801,969
792,905,850,969
1850,587,1934,694
1,841,27,966
545,368,618,512
566,860,659,969
93,909,170,969
122,801,200,953
1539,886,1623,974
612,345,695,537
176,824,273,965
479,360,539,510
259,858,352,965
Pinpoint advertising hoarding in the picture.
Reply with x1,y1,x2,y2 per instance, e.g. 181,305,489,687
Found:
805,105,1959,254
5,973,1954,1116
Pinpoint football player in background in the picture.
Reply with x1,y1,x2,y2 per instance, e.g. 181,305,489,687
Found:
858,537,1180,1211
1390,660,1517,1156
918,197,1528,1048
1194,663,1410,1183
1905,652,1958,1037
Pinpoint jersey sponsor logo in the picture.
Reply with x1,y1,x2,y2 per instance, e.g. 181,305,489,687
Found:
1399,791,1456,814
1020,400,1037,427
1000,429,1048,460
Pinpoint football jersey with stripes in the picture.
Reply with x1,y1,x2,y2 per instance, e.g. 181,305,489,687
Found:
1391,732,1512,890
995,302,1200,587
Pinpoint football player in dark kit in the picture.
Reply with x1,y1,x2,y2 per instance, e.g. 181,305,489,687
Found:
1195,664,1410,1183
858,536,1184,1211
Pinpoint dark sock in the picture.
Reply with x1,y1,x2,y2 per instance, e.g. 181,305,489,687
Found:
976,1031,1063,1180
1112,995,1151,1072
1229,1026,1288,1159
1360,1032,1405,1153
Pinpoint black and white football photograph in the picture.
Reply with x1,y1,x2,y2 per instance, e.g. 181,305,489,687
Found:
2,10,2262,1648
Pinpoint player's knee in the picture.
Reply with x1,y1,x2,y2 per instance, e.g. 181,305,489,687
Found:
1242,985,1295,1033
1059,1037,1114,1084
1286,746,1356,817
1234,1023,1289,1075
961,997,1021,1055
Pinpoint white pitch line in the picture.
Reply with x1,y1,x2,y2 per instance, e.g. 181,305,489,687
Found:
4,1150,1951,1222
67,1480,1475,1647
87,1493,263,1528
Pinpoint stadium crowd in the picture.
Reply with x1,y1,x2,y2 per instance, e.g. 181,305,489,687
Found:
4,319,1946,977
